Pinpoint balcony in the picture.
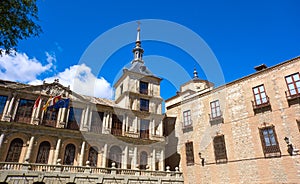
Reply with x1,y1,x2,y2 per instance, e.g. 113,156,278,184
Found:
67,121,80,130
41,120,56,127
182,121,193,133
251,96,272,114
0,162,183,184
14,116,31,124
140,130,149,139
285,89,300,106
209,111,224,125
111,128,122,136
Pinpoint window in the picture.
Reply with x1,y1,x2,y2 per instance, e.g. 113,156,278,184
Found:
259,126,281,157
213,135,228,163
140,98,149,112
0,95,8,115
139,151,148,170
90,111,104,134
253,85,268,105
42,108,58,127
64,144,76,165
6,138,23,162
36,141,50,164
88,147,98,167
140,119,150,139
183,110,192,127
285,73,300,96
15,99,35,123
210,100,221,119
185,142,194,165
140,81,148,94
111,114,123,136
67,107,83,130
120,84,123,95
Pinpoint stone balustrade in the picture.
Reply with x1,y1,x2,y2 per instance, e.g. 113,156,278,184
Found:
0,162,183,184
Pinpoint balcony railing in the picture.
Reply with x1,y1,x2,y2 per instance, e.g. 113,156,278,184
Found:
0,162,183,181
111,128,122,136
140,130,149,139
285,88,300,100
14,116,31,124
41,120,56,127
67,121,80,130
251,96,271,109
209,111,224,125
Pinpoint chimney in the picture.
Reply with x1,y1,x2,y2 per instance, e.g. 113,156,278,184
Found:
254,64,267,71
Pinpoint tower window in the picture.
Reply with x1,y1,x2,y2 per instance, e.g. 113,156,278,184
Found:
140,98,149,112
140,81,148,95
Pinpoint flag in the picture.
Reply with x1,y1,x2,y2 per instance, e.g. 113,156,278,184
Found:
33,95,41,109
53,98,70,109
42,95,61,111
42,96,52,111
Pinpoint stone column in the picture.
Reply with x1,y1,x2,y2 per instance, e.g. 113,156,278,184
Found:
11,98,20,121
122,146,128,169
102,144,108,167
84,106,90,127
160,149,165,171
79,141,86,166
0,133,5,150
152,149,156,171
122,114,126,136
53,139,61,164
24,136,35,162
1,96,10,120
6,95,15,117
133,146,138,169
135,117,138,133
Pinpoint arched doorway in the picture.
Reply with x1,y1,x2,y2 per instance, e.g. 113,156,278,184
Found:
88,146,98,167
108,146,122,168
36,141,51,164
5,138,23,162
63,144,76,165
140,151,148,170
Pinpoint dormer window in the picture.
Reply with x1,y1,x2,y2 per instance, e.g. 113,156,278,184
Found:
140,81,148,95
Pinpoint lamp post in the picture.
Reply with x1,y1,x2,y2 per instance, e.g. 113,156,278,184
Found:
284,137,294,156
198,152,205,167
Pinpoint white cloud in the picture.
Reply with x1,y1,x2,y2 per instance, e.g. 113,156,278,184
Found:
0,51,53,82
0,51,114,99
29,64,114,99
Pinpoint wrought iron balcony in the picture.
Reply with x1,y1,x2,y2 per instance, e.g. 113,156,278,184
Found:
111,128,122,136
251,96,272,114
285,88,300,106
209,111,224,125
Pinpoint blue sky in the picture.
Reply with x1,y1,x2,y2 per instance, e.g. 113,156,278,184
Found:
1,0,299,101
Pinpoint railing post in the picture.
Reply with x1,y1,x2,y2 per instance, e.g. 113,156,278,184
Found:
84,161,91,173
111,162,117,175
175,166,181,178
166,166,171,177
55,159,62,172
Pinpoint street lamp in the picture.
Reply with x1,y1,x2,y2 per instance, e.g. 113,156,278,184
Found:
198,152,205,167
284,137,294,156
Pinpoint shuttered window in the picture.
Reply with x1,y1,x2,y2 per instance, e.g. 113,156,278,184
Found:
213,135,228,163
185,142,194,165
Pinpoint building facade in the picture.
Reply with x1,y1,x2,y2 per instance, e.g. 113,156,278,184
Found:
165,56,300,183
0,28,183,184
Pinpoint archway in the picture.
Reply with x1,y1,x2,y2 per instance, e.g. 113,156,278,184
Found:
108,146,122,168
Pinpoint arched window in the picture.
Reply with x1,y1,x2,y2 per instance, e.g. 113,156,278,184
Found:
88,147,98,167
140,151,148,170
36,141,51,164
108,146,122,168
63,144,76,165
5,138,23,162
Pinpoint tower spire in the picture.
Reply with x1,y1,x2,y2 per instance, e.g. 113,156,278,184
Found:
193,67,199,79
132,21,144,63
